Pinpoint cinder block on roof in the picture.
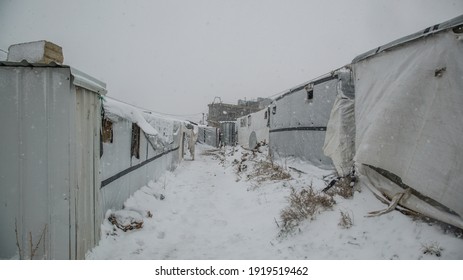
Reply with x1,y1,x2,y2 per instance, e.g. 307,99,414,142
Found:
7,40,64,64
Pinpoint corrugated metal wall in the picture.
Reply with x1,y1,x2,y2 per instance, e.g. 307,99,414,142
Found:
197,126,219,147
0,66,73,259
72,86,102,259
0,65,102,259
220,122,236,146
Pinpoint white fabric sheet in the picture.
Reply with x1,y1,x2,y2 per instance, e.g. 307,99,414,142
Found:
353,30,463,218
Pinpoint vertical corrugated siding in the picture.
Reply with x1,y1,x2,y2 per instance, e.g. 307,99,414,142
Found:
0,67,22,259
197,127,218,147
74,86,101,259
0,66,102,260
220,122,236,146
0,66,72,259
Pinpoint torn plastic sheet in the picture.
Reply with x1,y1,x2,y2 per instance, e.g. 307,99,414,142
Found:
358,165,463,230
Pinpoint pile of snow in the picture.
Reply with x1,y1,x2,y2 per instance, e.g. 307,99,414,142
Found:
87,144,463,260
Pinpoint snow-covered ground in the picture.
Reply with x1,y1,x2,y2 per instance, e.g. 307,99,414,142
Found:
87,144,463,260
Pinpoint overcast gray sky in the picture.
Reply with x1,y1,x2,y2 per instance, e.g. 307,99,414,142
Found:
1,0,462,121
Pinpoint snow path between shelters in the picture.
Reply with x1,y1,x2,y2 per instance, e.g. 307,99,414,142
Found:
87,144,463,260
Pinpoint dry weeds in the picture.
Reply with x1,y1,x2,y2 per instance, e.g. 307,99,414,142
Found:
338,210,353,229
250,159,291,183
279,186,335,235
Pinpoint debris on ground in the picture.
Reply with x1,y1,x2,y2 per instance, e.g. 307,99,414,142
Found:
107,210,144,232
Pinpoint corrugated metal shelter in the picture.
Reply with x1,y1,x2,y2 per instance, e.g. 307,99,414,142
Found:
0,61,106,259
269,68,354,166
219,121,236,146
197,125,219,147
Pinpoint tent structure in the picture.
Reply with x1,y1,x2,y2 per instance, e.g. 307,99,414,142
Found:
237,108,270,149
269,68,354,167
325,15,463,229
100,97,190,212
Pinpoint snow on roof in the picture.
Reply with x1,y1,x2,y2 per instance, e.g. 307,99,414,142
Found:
103,97,159,136
142,110,185,125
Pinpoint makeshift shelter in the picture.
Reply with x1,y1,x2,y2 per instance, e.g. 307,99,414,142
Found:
0,59,195,260
197,125,219,147
324,15,463,229
237,108,270,149
0,61,106,259
100,98,194,212
269,68,354,166
219,121,237,146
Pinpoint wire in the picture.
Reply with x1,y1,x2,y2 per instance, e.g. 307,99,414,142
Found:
0,49,8,54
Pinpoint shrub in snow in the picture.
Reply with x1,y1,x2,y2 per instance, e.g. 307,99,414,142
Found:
279,186,334,235
251,159,291,182
338,210,353,229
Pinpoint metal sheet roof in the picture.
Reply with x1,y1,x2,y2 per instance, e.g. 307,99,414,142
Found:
0,60,107,95
70,67,106,95
353,14,463,63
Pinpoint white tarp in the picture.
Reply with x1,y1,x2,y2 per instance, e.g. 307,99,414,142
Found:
237,108,269,149
353,30,463,219
323,82,355,177
358,165,463,229
103,97,159,136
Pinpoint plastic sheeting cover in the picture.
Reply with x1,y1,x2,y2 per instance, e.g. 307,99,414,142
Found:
103,97,159,136
353,30,463,218
323,94,355,176
237,108,269,149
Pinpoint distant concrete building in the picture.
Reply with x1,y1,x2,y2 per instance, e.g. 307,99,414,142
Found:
207,97,271,127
